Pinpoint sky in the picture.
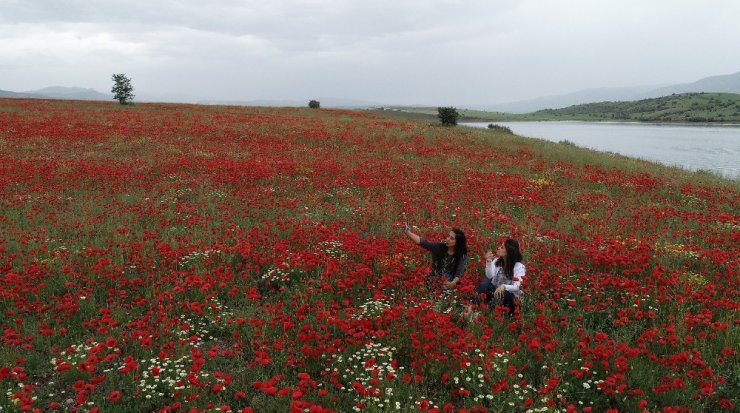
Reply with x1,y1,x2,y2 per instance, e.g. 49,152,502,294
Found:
1,0,740,106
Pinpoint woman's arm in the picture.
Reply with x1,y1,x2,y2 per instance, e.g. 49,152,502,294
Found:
444,255,467,289
485,255,497,279
503,263,525,293
402,223,421,245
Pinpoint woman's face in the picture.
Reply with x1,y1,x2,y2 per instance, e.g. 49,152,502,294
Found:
444,231,457,248
496,243,507,258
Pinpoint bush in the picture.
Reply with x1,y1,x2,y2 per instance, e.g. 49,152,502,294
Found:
308,100,320,109
437,107,459,126
487,124,513,134
558,139,577,147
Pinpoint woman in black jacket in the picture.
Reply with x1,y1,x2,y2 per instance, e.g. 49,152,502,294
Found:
402,224,468,292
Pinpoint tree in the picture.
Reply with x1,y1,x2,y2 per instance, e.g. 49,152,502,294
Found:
111,73,135,105
437,106,459,126
308,100,320,109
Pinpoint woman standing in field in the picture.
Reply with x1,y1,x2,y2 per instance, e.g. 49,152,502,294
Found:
402,224,468,292
475,238,525,314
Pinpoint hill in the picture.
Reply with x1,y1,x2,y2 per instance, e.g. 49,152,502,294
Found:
641,71,740,98
0,89,44,98
533,92,740,122
27,86,110,100
484,85,663,114
0,86,110,101
379,93,740,123
487,70,740,113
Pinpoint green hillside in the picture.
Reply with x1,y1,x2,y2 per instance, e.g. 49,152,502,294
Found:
535,92,740,122
376,93,740,123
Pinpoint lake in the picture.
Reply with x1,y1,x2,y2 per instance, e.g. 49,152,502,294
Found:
462,121,740,179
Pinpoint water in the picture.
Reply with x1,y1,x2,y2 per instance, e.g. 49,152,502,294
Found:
462,121,740,179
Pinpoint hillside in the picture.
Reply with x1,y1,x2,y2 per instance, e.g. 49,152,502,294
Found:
377,93,740,123
534,92,740,122
0,89,44,98
0,86,110,101
30,86,110,100
486,70,740,113
641,71,740,99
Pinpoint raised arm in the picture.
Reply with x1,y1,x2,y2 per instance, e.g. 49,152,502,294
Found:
484,252,497,279
402,223,421,245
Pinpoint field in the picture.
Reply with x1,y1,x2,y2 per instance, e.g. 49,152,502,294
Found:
0,98,738,413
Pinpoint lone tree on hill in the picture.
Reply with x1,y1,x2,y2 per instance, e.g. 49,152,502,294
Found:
437,106,459,126
308,100,320,109
111,73,135,105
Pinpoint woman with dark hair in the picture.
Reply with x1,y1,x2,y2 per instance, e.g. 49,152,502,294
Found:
402,224,468,291
475,238,525,314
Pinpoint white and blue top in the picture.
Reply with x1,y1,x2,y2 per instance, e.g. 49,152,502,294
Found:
485,258,525,297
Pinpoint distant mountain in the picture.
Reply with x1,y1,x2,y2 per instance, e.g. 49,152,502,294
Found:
636,71,740,99
136,92,203,104
200,98,303,107
26,86,111,100
0,89,45,98
0,86,110,101
0,86,380,108
486,70,740,113
199,97,382,109
483,85,663,114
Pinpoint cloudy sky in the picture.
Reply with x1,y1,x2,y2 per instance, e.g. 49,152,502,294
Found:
1,0,739,105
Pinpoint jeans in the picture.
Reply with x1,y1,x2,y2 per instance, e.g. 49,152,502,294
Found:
474,278,516,314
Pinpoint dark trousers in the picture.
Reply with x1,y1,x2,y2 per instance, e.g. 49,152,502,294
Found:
425,274,453,296
474,278,516,314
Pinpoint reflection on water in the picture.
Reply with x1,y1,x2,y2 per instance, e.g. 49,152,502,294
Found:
463,121,740,179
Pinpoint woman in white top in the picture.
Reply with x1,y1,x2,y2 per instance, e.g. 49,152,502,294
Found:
475,238,525,314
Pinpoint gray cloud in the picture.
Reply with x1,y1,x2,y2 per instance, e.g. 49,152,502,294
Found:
1,0,739,105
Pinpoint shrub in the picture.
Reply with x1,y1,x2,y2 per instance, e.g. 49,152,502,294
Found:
487,123,513,134
308,100,320,109
437,107,459,126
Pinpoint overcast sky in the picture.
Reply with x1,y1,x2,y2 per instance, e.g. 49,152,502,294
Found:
1,0,739,105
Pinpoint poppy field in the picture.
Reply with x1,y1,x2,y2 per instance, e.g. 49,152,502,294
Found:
0,98,737,412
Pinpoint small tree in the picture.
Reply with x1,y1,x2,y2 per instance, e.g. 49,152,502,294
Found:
308,100,320,109
111,73,135,105
437,107,459,126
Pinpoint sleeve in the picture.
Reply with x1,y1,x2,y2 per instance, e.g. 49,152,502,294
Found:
453,255,467,278
419,239,442,253
485,258,498,279
504,263,526,293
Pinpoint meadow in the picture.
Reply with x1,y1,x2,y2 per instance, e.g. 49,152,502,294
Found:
0,98,737,413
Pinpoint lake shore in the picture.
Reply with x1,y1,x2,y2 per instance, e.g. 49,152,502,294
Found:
463,120,740,179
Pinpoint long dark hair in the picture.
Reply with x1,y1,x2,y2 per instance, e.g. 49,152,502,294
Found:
495,238,522,279
450,228,468,272
452,228,468,259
